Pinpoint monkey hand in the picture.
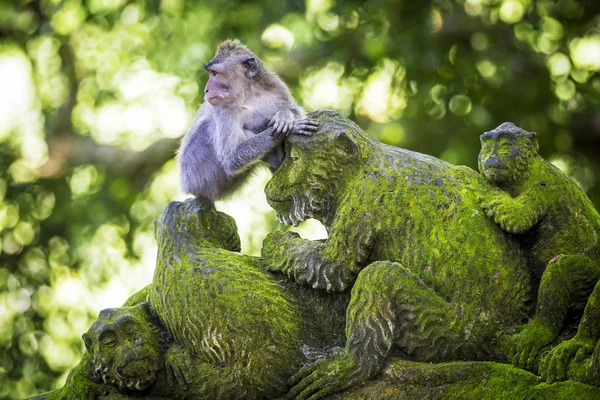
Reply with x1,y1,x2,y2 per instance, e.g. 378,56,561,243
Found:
285,356,362,400
269,109,296,135
539,335,595,383
291,118,320,136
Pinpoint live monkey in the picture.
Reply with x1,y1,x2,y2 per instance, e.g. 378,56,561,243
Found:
178,40,318,201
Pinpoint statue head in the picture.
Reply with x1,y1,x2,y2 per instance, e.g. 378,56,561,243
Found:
153,197,241,252
83,302,169,391
478,122,539,187
265,110,362,227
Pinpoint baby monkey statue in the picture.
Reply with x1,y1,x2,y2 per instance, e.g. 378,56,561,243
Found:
478,122,600,379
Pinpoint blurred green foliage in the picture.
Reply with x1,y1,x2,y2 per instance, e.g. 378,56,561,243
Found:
1,0,600,398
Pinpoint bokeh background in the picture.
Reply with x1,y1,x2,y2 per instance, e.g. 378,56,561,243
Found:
1,0,600,397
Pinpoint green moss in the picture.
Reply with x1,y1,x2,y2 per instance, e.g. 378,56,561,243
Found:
477,123,600,377
261,110,537,397
30,115,600,399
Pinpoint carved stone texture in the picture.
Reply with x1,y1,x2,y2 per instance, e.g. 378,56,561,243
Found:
29,198,349,400
260,110,598,398
477,122,600,380
30,111,600,400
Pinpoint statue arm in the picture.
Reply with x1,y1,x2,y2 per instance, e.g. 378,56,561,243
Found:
261,227,373,292
480,186,548,234
164,344,292,399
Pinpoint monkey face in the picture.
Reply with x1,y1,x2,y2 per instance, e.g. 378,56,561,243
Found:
204,65,231,106
478,122,538,186
204,48,259,107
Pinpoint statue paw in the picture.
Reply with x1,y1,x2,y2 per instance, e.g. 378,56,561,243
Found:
286,356,361,400
509,323,555,372
540,336,594,383
262,231,300,270
166,345,193,388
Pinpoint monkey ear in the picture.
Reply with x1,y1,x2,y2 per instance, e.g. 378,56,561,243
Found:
242,57,258,78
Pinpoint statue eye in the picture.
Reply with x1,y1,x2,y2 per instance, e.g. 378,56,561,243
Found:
99,330,118,347
499,140,513,150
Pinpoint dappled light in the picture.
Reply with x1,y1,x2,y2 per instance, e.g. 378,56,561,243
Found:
1,0,600,398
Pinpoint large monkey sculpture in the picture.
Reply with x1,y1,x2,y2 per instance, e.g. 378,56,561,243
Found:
178,39,318,201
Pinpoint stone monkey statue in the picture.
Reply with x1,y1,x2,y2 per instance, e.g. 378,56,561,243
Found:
178,39,318,201
477,122,600,373
262,110,532,399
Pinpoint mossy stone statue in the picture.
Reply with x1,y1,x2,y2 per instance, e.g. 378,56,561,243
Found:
30,111,600,400
262,110,534,397
30,199,347,400
477,122,600,380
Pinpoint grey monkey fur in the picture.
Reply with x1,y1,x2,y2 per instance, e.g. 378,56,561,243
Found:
178,39,318,201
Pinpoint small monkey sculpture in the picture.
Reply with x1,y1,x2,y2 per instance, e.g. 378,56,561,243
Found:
178,39,318,201
477,122,600,373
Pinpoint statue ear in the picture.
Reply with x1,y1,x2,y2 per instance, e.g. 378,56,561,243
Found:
334,132,359,160
82,332,91,350
527,131,539,153
135,301,153,318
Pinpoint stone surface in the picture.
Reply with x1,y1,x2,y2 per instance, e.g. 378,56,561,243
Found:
476,122,600,379
30,111,600,399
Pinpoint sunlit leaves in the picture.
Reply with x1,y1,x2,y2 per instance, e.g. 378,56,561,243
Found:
499,0,526,24
301,62,358,115
26,36,70,109
50,2,86,35
74,62,193,151
570,36,600,71
262,24,296,50
0,51,42,142
357,59,407,123
449,94,472,116
547,52,571,78
69,165,104,198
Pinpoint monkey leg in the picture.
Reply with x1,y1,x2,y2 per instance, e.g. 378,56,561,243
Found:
510,254,600,372
287,261,496,400
540,278,600,383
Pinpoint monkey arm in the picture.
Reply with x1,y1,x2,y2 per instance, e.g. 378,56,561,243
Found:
480,187,548,234
223,126,282,176
262,226,373,292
